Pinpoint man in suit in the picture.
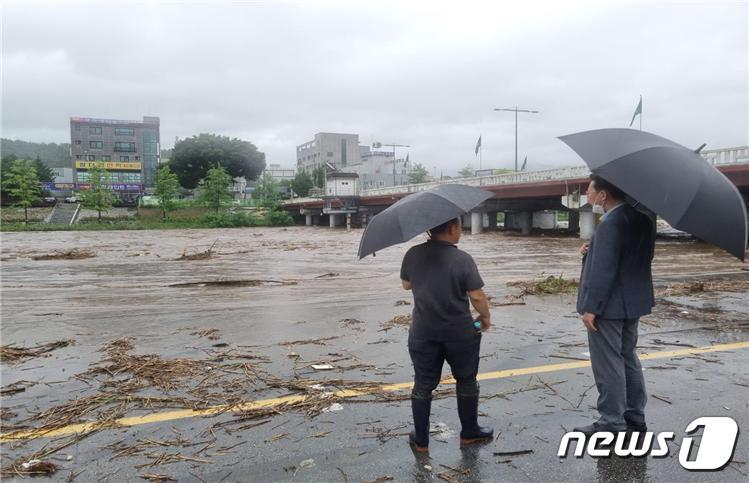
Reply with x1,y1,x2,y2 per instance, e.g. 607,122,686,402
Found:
574,175,656,436
400,217,493,453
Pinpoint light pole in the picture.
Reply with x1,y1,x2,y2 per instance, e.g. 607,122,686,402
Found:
493,106,539,172
374,142,410,186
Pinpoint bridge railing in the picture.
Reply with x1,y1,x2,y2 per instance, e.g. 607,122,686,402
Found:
701,146,749,165
358,165,592,197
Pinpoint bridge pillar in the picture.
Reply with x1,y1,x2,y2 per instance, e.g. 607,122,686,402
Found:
471,212,483,235
580,210,596,239
313,215,320,226
346,213,351,231
305,214,313,226
329,214,338,228
487,211,499,230
568,210,580,234
518,211,533,235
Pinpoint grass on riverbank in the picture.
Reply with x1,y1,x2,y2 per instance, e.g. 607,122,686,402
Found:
1,211,294,232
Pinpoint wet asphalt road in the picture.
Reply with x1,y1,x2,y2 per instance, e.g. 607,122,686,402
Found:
1,226,747,482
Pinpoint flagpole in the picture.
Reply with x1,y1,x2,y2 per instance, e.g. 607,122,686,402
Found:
479,142,482,170
639,95,642,131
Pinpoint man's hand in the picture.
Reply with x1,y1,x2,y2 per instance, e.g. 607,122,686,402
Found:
579,242,590,255
401,279,412,290
581,312,597,332
479,315,491,332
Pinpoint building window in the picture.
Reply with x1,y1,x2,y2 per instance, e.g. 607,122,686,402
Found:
120,156,130,162
75,140,81,145
89,126,102,135
134,156,139,161
115,127,135,136
114,142,136,152
75,125,81,131
327,152,334,157
102,155,111,161
89,141,103,149
87,155,96,161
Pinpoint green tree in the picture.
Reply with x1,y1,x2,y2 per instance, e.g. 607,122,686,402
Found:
312,165,326,189
291,170,314,197
199,164,233,214
169,133,265,189
458,165,475,177
80,162,115,221
33,156,55,183
254,171,281,209
0,139,71,167
279,179,293,200
408,163,429,184
154,165,181,220
2,159,41,224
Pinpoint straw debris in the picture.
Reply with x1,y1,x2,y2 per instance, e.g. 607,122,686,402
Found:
0,339,74,363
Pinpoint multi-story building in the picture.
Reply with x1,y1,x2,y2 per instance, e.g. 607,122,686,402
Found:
69,116,160,200
349,147,409,189
296,133,411,189
296,133,360,172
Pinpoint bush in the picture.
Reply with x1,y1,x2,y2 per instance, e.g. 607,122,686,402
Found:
264,210,293,226
78,215,134,225
200,212,259,228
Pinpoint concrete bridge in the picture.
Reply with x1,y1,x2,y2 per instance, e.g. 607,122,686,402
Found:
281,146,749,239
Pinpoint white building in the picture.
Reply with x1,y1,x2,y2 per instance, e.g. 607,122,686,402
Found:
347,146,409,189
325,172,359,197
297,133,360,172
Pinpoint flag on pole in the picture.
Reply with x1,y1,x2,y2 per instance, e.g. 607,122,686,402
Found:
475,135,482,156
521,155,528,171
629,96,642,127
405,153,409,165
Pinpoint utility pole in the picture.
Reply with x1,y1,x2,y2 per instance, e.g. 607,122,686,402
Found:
493,106,539,172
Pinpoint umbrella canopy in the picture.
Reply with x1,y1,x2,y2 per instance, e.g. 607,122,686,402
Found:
559,128,747,261
357,184,493,259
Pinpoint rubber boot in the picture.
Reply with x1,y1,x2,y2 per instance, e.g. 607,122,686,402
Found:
457,395,493,445
409,397,431,452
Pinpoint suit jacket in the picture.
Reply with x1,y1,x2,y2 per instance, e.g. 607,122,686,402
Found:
577,204,656,319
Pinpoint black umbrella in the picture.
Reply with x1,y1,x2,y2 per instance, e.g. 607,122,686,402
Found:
357,184,493,259
559,128,747,260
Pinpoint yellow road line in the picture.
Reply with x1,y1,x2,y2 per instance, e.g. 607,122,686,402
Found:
2,340,747,442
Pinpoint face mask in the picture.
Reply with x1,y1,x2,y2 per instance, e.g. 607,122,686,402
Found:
592,193,605,215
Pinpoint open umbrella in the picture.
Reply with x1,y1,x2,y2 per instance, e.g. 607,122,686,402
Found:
357,184,493,259
559,128,747,260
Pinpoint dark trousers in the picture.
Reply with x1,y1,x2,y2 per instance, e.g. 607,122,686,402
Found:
587,318,647,429
408,333,482,399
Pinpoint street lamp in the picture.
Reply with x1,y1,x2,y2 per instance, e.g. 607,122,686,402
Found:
373,142,410,186
493,106,539,172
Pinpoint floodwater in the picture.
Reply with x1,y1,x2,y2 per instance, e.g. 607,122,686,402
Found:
1,226,748,482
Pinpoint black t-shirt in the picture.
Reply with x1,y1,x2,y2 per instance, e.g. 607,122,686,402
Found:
400,239,485,341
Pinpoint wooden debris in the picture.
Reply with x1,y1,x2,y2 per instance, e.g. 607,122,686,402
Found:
1,339,74,363
191,328,221,341
176,240,218,261
493,449,534,457
507,275,579,296
379,314,412,331
30,249,95,260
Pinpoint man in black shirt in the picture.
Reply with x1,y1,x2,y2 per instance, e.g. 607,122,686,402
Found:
400,217,493,452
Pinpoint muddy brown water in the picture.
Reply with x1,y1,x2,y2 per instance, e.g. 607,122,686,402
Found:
1,226,748,481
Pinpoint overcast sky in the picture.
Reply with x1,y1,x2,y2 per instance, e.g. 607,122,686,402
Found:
2,1,747,174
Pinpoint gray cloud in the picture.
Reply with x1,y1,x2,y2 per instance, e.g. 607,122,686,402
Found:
2,1,747,174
